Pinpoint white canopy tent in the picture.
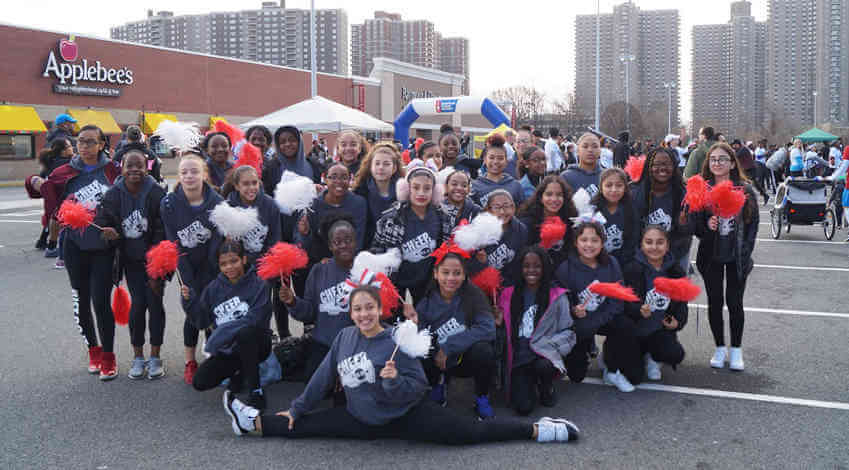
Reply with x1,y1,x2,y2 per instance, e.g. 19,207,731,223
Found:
239,95,394,134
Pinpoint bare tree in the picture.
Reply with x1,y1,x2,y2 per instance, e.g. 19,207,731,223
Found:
490,86,548,123
600,101,646,140
760,103,804,145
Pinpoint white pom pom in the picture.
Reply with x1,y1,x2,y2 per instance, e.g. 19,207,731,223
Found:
392,320,431,359
437,166,456,186
209,202,260,240
453,212,503,252
351,248,402,281
572,187,594,216
154,121,202,151
274,171,317,215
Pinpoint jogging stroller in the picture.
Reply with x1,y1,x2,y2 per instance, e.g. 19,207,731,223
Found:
769,177,835,240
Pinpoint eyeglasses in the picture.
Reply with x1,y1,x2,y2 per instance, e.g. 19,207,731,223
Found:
77,138,99,147
490,203,514,212
651,162,674,169
709,157,732,164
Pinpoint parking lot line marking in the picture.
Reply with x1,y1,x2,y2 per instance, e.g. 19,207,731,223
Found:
0,219,41,224
688,304,849,319
582,378,849,411
756,238,843,244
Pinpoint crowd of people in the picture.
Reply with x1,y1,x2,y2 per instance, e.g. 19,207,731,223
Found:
36,114,845,446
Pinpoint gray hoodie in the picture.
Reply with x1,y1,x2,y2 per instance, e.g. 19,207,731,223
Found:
289,326,428,426
560,164,601,198
471,174,525,207
289,259,354,347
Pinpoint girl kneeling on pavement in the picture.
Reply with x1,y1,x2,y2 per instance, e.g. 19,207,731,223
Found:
95,148,167,379
692,143,758,371
623,225,687,381
223,285,579,444
404,243,498,420
497,245,575,416
554,220,642,392
184,240,273,410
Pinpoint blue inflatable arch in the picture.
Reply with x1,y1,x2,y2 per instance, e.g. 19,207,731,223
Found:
393,96,510,148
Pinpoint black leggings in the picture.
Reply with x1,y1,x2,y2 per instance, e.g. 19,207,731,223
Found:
564,315,642,385
639,329,685,367
261,400,532,444
192,326,272,393
510,357,557,416
702,262,747,347
64,239,115,353
422,341,496,396
124,260,165,348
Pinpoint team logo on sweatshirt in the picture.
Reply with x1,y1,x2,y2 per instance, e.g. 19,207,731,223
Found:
518,305,537,338
578,281,604,312
645,288,670,313
338,351,375,389
585,184,599,198
319,280,352,316
488,243,515,270
213,296,250,325
718,217,736,236
605,224,623,252
401,232,436,263
241,222,268,253
435,317,467,345
122,209,148,239
74,180,109,208
177,220,212,248
647,208,672,231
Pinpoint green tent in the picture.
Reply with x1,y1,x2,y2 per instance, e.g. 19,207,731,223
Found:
794,128,838,143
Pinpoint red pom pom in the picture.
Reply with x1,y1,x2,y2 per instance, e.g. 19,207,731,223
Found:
414,138,424,152
257,243,308,281
684,175,710,212
146,240,180,279
57,200,94,231
236,142,263,178
401,149,411,165
708,180,746,218
588,282,640,302
539,216,567,249
111,284,131,326
625,156,646,182
213,120,245,146
375,272,400,319
471,267,502,299
653,277,701,302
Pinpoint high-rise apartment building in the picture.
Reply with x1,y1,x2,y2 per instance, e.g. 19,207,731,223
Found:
691,1,766,136
110,2,348,75
814,0,849,126
574,2,679,131
351,12,469,94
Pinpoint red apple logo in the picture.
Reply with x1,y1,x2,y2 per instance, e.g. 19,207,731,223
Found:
59,35,78,62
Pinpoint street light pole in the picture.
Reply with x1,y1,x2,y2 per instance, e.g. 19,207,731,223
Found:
310,0,317,98
664,81,676,135
595,0,600,130
813,90,818,127
619,54,635,133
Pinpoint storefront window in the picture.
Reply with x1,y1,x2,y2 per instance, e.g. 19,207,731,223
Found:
0,134,34,160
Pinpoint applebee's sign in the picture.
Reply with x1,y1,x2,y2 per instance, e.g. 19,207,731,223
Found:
42,36,134,96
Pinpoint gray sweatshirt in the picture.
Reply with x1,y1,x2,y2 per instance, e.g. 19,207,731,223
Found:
289,326,428,426
289,259,354,347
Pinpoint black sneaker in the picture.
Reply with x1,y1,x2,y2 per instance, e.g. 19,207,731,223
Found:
539,384,558,407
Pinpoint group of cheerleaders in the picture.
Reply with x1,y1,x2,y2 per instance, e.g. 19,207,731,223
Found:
41,122,758,446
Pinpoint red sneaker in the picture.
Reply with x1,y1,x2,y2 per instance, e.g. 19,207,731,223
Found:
99,352,118,381
88,346,103,374
184,360,198,385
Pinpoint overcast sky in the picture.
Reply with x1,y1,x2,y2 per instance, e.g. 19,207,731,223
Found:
5,0,768,125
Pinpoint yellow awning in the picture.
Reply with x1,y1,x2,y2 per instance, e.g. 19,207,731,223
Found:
68,109,122,134
0,105,47,132
142,113,177,135
209,116,226,128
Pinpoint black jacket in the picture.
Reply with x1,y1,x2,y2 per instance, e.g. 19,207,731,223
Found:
613,132,630,168
692,181,759,279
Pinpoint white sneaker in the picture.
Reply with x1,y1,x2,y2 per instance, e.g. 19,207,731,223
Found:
223,390,259,435
729,347,744,371
603,369,635,392
644,353,661,381
535,417,580,443
710,347,728,368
